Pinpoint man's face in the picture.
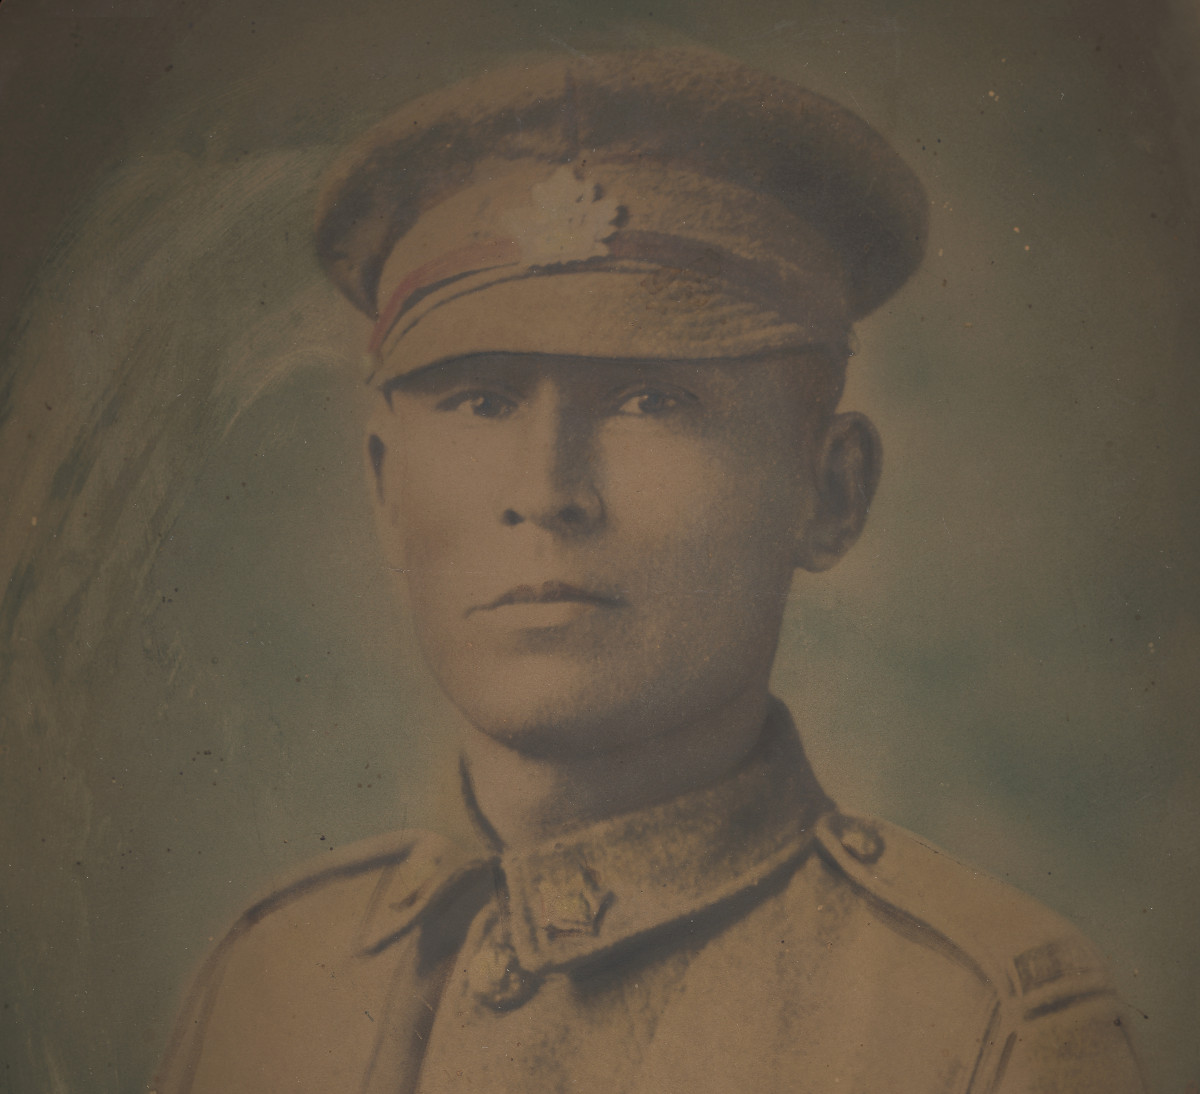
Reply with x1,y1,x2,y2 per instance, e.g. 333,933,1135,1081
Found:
369,352,852,758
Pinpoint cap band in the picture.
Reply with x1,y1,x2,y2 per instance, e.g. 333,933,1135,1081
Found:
366,161,852,380
368,238,521,356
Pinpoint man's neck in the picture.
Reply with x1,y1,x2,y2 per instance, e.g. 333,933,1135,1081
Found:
459,684,773,850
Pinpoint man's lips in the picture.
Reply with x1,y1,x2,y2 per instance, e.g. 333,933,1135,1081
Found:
467,581,624,617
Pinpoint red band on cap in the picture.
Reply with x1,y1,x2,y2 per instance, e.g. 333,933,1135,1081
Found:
368,237,522,355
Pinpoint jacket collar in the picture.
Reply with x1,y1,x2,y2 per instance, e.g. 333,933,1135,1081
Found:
489,698,832,978
355,698,832,986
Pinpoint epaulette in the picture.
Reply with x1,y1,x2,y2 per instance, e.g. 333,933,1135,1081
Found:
814,810,1115,1020
231,827,481,954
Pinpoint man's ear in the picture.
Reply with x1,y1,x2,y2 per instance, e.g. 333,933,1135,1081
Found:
365,397,391,502
367,431,386,502
795,411,882,573
365,401,405,572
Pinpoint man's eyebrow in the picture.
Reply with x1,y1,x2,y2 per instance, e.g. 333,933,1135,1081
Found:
377,357,533,406
378,360,480,397
377,369,432,400
376,368,451,409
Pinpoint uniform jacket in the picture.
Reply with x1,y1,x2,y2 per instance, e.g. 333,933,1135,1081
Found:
154,702,1144,1093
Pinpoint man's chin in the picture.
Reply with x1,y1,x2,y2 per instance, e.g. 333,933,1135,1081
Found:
447,682,658,761
460,708,620,760
428,649,647,756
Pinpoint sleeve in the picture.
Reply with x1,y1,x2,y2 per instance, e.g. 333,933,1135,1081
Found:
150,931,239,1094
148,887,409,1094
992,991,1146,1094
148,831,474,1094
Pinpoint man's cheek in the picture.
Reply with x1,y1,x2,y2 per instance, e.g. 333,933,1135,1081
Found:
397,478,469,557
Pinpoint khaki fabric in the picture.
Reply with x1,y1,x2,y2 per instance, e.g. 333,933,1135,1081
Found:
155,703,1144,1094
314,49,929,367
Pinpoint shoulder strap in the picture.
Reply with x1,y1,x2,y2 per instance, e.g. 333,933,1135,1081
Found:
814,811,1114,1018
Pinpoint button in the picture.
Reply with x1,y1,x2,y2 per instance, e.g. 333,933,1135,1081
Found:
467,938,538,1010
831,815,885,865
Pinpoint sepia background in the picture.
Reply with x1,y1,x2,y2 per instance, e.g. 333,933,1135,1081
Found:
1,1,1197,1090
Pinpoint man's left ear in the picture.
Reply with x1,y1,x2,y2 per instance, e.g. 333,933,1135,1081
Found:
795,412,882,572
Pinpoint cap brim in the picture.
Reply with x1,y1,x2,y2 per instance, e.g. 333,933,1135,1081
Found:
373,267,844,379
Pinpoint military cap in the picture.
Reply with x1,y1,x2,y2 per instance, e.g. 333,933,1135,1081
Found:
314,48,928,379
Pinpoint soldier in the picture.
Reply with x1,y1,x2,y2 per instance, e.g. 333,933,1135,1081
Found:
155,49,1145,1093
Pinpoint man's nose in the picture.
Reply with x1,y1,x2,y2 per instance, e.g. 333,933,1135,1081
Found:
499,387,604,536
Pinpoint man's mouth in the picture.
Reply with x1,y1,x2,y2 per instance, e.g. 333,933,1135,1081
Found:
468,581,624,617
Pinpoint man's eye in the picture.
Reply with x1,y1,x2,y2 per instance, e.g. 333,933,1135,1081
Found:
615,388,693,417
436,390,517,419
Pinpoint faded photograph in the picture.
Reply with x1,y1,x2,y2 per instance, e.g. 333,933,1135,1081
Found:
1,3,1197,1093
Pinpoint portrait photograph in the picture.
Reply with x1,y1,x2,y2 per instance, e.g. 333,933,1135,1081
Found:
1,1,1197,1091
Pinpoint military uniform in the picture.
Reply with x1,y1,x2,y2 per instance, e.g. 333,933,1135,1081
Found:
155,701,1142,1093
156,50,1144,1092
